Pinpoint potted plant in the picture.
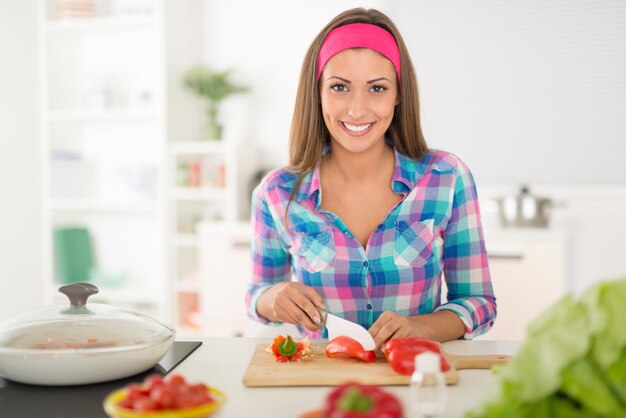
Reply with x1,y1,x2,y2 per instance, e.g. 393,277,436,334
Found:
183,65,248,140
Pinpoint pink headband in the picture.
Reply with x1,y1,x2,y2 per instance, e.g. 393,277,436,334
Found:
317,23,401,81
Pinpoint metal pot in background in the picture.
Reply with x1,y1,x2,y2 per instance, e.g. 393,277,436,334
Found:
495,186,553,228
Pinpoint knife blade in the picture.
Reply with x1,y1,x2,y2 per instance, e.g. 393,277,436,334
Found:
317,308,376,351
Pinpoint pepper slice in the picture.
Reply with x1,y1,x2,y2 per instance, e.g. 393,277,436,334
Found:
326,336,376,363
323,382,403,418
383,337,442,361
384,337,451,375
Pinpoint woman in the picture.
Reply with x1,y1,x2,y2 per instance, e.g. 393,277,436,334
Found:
245,8,496,346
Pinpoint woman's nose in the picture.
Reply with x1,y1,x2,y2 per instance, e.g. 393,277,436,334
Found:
347,93,367,120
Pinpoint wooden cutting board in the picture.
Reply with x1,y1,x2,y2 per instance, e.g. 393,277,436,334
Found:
243,343,510,387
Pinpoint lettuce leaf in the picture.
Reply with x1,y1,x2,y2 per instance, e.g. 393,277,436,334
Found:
467,277,626,418
605,344,626,406
496,294,590,401
582,278,626,369
560,357,624,416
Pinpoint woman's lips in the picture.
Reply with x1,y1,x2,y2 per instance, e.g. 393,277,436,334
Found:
340,121,375,137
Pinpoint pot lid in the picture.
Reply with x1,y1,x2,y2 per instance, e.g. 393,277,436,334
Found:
0,283,175,355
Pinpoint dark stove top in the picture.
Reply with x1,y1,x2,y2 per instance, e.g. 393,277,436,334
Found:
0,341,202,418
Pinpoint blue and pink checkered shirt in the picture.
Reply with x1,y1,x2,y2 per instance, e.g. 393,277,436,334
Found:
246,148,496,339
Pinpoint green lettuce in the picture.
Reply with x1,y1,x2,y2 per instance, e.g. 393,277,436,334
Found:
467,277,626,418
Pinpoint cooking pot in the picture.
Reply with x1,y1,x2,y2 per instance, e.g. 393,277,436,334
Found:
0,282,175,386
495,186,553,228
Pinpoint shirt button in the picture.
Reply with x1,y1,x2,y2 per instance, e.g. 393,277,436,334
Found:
366,304,373,310
361,260,369,268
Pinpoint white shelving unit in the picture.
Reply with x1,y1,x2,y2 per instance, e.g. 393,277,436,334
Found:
167,138,240,336
38,0,168,319
38,0,250,334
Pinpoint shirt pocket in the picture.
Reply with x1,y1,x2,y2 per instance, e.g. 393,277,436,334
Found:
291,226,335,273
394,219,436,268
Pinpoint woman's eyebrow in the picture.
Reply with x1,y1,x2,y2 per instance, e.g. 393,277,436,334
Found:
367,77,392,84
326,76,392,84
327,76,351,83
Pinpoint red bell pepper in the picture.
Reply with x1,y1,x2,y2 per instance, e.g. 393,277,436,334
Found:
384,337,451,375
383,337,442,360
323,382,403,418
326,336,376,363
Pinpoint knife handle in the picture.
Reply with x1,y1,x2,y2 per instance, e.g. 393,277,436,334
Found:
315,306,328,327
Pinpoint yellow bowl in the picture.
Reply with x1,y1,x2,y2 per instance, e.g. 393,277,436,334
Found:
103,386,226,418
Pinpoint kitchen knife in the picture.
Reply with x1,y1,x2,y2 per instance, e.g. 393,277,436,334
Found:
317,308,376,351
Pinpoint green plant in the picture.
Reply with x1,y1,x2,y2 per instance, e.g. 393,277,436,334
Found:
183,65,248,139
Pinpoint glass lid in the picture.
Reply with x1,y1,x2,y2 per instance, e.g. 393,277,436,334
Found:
0,283,175,353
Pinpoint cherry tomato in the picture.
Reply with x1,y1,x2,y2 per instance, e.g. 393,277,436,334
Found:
133,397,158,412
168,374,186,386
144,374,165,391
126,383,149,401
118,374,215,411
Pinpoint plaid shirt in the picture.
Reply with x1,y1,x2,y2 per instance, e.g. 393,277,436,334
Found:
246,148,496,339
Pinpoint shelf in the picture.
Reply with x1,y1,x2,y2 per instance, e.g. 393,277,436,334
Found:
43,15,157,33
172,187,227,201
38,0,205,333
173,280,200,293
49,198,158,213
45,109,157,123
173,234,200,247
170,141,225,155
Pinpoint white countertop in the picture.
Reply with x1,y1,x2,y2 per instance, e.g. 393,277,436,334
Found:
172,338,519,418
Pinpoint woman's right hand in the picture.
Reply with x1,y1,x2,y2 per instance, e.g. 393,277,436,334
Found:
257,282,326,332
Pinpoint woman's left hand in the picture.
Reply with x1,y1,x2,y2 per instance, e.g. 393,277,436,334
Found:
368,310,466,347
368,311,419,348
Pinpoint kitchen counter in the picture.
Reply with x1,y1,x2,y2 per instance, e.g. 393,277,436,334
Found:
174,338,519,418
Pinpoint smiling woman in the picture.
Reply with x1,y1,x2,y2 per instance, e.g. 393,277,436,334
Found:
245,8,497,347
320,48,398,156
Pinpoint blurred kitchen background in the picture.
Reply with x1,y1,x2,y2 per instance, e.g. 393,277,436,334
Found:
1,0,624,340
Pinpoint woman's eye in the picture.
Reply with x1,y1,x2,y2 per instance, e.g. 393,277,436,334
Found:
370,85,388,93
330,84,348,92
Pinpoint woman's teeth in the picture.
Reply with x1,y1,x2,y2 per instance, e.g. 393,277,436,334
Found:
343,122,372,132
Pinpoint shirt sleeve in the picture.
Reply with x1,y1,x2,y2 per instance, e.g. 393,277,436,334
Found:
433,159,497,339
245,184,292,324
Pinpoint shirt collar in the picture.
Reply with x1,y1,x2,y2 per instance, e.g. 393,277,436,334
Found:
295,165,321,203
294,146,423,203
391,147,421,194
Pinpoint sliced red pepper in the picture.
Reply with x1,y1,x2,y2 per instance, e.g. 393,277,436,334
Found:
383,337,442,361
325,336,376,363
386,341,451,375
324,382,403,418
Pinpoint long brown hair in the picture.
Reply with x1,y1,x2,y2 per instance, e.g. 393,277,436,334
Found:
286,8,428,220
